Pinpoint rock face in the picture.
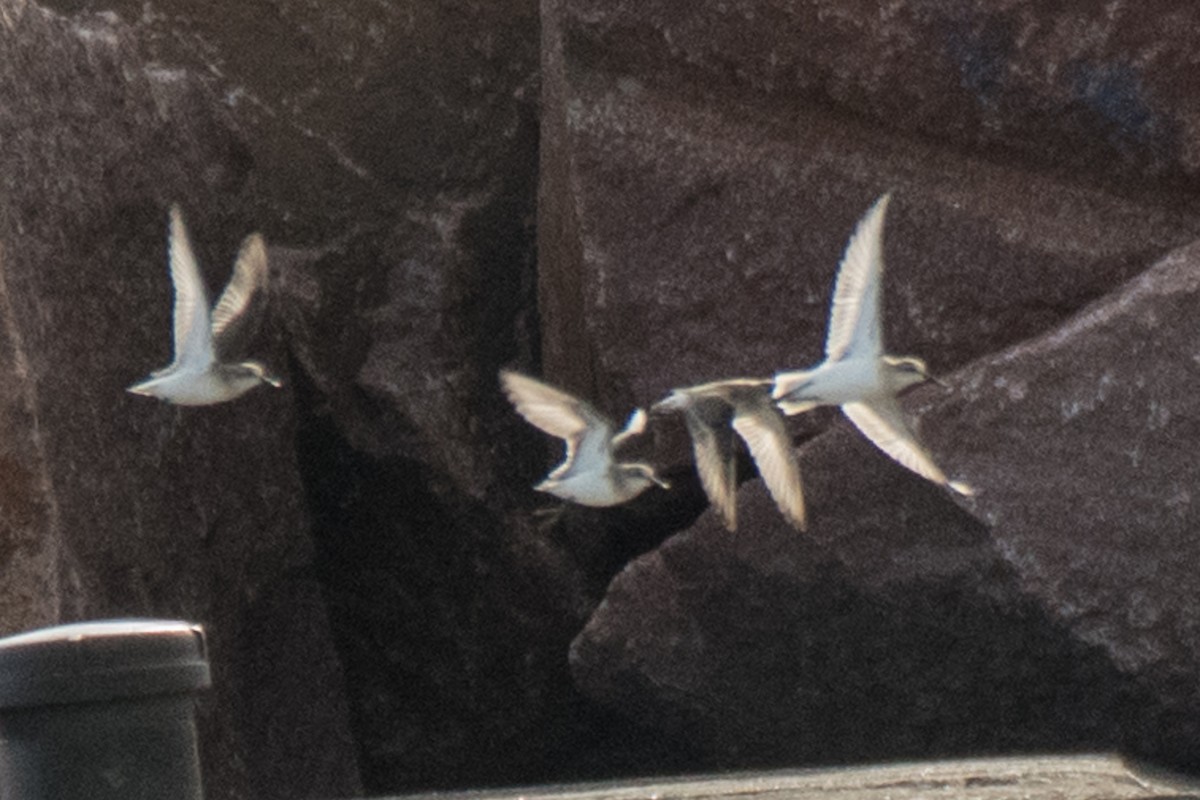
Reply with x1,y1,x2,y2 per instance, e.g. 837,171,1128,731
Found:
560,0,1200,185
542,0,1200,416
11,0,1200,795
0,4,357,800
552,0,1200,783
10,0,651,794
570,233,1200,773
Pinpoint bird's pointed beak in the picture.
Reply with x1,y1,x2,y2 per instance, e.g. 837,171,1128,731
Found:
928,373,950,389
652,473,671,490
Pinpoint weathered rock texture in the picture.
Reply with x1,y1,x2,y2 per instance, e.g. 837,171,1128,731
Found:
0,3,357,800
542,0,1200,415
19,0,686,793
572,239,1200,772
551,0,1200,783
10,0,1200,795
386,755,1200,800
560,0,1200,185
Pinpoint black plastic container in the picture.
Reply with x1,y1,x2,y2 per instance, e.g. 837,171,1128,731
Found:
0,619,210,800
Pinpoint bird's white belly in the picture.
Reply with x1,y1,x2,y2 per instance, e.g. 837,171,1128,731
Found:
786,360,883,406
552,472,622,507
155,370,257,406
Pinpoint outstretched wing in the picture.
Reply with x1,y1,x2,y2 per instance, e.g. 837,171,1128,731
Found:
824,193,890,363
211,232,269,355
682,401,739,532
500,371,595,439
842,398,970,495
501,371,611,474
167,205,213,369
732,399,807,530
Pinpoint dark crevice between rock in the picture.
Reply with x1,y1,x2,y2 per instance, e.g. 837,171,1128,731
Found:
280,114,710,786
455,95,547,493
281,88,724,784
294,359,538,790
537,0,597,398
291,353,711,791
546,480,713,607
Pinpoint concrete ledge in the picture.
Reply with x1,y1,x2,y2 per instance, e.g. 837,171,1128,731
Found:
392,755,1200,800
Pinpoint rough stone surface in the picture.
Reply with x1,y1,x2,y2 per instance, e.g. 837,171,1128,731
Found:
942,240,1200,768
13,0,1200,794
570,240,1200,773
543,0,1200,425
562,0,1200,186
0,4,357,799
60,0,681,792
545,1,1200,775
23,0,679,791
386,755,1200,800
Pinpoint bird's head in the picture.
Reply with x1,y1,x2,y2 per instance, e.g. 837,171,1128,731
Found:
621,463,671,491
883,356,946,391
237,361,283,388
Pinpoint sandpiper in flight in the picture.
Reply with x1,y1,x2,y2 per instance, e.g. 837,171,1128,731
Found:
771,193,973,496
501,370,669,507
128,205,282,405
653,379,806,531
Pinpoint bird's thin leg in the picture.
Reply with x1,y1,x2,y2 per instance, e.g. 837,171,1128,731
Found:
532,503,567,530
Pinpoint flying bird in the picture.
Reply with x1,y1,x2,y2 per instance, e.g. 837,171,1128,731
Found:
653,378,806,531
128,204,281,405
771,194,973,496
501,370,669,507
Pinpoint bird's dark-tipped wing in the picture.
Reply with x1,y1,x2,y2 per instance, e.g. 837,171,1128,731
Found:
732,400,807,530
166,204,213,369
842,397,972,496
211,232,269,357
682,398,739,532
501,370,612,477
825,193,890,363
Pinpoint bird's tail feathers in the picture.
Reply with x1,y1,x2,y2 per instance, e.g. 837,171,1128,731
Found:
771,370,818,416
126,374,167,397
612,407,649,449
